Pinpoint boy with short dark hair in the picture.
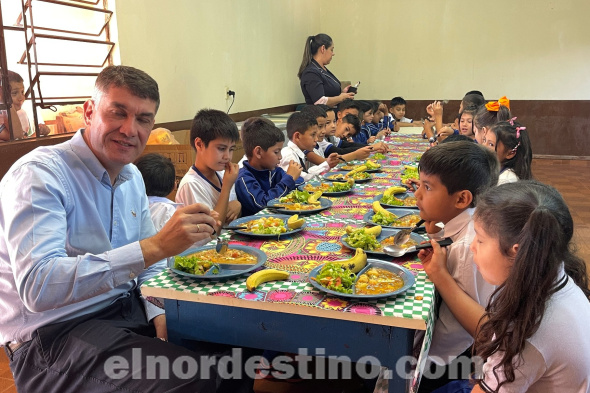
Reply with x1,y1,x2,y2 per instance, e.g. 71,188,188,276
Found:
413,141,499,391
280,111,337,181
176,108,241,231
235,118,304,216
317,105,372,161
388,96,414,130
336,99,361,121
135,153,179,232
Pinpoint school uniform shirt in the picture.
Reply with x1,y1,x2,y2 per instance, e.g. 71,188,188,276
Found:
0,129,165,344
175,166,237,210
147,196,182,232
237,154,247,168
365,123,382,137
482,266,590,392
300,59,342,105
352,124,371,144
420,208,496,366
280,140,329,182
327,135,365,150
498,168,519,185
379,115,394,130
387,113,413,123
235,161,305,216
318,139,334,157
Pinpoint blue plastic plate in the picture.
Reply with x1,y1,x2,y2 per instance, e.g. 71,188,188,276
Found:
373,192,417,209
228,214,305,238
341,229,425,257
308,259,415,299
362,208,422,229
169,244,267,279
297,181,355,197
323,171,373,183
267,197,332,215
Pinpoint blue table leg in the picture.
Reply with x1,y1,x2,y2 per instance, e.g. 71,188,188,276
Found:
165,300,414,392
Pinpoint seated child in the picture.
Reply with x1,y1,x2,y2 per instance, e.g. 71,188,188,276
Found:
484,119,533,184
431,181,590,392
0,70,50,141
336,99,361,122
237,117,276,168
300,105,339,169
135,153,180,231
457,107,477,139
387,96,415,130
280,111,336,182
412,141,500,392
354,100,377,144
235,117,304,216
176,108,241,231
318,105,372,161
367,101,389,139
473,96,511,145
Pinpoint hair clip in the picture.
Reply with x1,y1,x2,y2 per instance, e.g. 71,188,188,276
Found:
515,126,526,139
484,96,510,112
509,117,517,126
510,141,521,153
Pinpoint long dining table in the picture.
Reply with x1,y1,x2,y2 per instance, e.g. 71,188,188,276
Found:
141,133,434,393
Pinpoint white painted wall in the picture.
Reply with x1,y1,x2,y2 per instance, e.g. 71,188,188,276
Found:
114,0,590,123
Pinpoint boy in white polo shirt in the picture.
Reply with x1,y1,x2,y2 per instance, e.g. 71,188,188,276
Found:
176,109,241,232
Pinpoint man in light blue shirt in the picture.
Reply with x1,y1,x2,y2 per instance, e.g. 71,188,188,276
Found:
0,66,235,392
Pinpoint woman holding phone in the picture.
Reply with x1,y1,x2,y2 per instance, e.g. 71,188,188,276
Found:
298,34,356,106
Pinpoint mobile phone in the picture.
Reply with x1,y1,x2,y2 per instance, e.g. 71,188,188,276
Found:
348,81,360,94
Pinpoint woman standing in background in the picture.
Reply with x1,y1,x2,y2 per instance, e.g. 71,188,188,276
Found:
298,34,355,106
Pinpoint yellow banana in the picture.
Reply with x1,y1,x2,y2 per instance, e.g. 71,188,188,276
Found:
308,190,323,204
287,214,305,229
364,225,382,236
329,248,367,273
404,164,418,170
383,186,407,197
346,165,368,177
372,201,396,218
246,269,290,291
366,160,381,169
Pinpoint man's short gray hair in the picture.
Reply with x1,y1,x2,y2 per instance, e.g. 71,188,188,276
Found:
93,65,160,112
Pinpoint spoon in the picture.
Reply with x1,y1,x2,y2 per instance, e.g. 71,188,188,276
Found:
392,219,425,246
215,228,229,255
384,237,453,258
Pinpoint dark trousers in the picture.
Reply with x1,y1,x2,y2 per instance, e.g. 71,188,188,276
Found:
417,347,474,393
6,290,255,393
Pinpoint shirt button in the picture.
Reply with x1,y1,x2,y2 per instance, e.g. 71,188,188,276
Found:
113,221,118,226
129,272,136,279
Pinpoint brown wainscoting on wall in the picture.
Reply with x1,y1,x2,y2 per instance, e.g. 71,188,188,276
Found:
389,99,590,157
0,134,73,180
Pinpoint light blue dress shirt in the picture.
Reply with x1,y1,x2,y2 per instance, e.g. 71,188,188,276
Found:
0,130,165,344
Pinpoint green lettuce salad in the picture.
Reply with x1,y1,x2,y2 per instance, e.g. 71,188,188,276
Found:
313,263,356,294
345,229,381,251
174,255,219,275
280,190,311,203
372,211,397,225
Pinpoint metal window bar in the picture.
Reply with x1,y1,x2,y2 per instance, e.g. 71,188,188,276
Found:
15,0,112,37
17,34,115,67
6,0,112,139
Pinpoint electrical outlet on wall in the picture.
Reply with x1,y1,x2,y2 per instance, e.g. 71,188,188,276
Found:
225,87,235,99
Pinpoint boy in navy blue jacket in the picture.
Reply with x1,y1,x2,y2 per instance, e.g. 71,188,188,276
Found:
236,117,305,216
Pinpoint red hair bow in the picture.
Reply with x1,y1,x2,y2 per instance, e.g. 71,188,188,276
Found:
485,96,510,111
